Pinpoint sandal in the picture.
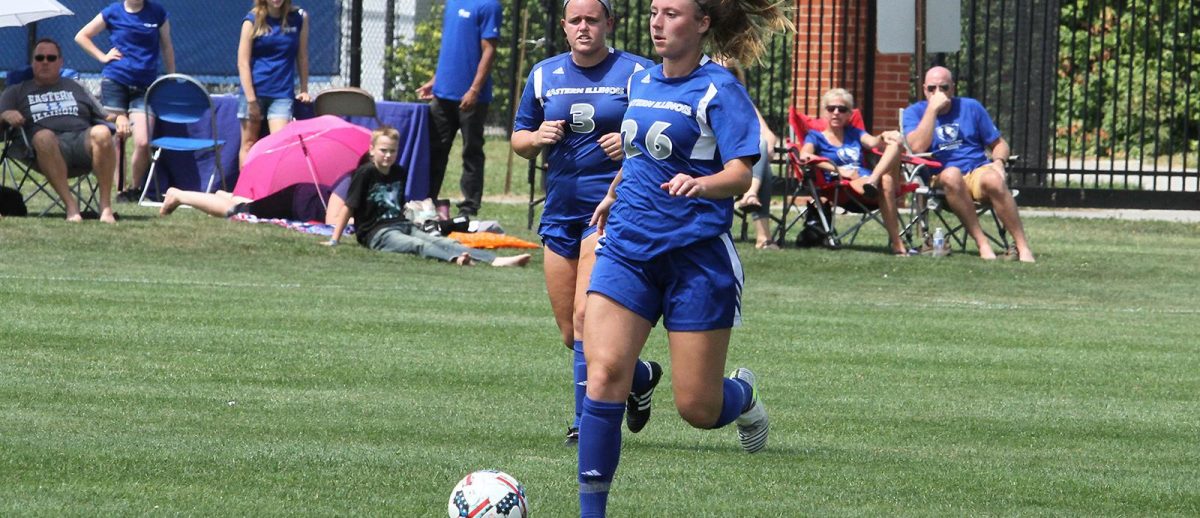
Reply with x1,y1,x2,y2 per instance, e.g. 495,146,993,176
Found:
861,182,880,200
738,193,762,213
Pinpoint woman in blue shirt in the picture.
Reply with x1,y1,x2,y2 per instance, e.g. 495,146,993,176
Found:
800,88,909,255
511,0,663,446
236,0,310,166
74,0,175,200
577,0,790,515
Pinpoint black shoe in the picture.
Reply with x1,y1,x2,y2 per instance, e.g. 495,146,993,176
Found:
115,188,142,203
564,426,579,446
625,361,662,433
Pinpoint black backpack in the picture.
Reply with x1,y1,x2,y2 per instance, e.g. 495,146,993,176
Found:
0,186,27,217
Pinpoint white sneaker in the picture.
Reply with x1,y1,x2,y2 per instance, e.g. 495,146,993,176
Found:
729,367,768,453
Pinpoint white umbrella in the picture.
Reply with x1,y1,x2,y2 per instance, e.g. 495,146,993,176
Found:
0,0,74,28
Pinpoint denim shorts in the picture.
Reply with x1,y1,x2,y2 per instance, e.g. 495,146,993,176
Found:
237,94,294,121
100,78,147,114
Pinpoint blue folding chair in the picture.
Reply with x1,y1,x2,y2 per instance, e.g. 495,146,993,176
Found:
138,73,225,205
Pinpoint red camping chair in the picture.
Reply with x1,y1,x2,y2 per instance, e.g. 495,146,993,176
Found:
777,107,920,248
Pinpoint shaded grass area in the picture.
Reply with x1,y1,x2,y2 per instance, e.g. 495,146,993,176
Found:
2,179,1199,515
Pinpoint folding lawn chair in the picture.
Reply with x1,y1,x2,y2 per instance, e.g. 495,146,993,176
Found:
314,87,380,125
776,107,918,249
1,66,104,217
138,74,226,205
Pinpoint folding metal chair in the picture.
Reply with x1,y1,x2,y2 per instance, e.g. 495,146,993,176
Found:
313,87,379,124
776,107,918,248
139,73,226,205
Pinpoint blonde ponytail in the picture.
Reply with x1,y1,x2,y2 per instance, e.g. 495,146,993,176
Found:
696,0,793,65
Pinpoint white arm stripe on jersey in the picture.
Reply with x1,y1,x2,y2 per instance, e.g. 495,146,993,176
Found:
534,67,544,107
691,83,719,160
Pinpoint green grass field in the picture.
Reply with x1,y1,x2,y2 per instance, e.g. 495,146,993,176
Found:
2,141,1199,515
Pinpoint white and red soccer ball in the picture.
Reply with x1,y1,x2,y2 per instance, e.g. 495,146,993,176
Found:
447,470,528,518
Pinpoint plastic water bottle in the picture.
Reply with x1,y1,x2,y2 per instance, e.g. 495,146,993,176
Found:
932,227,946,257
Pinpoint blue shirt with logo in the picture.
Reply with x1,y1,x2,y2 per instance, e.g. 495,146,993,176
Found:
804,126,871,179
433,0,502,103
513,49,653,225
100,1,168,88
242,8,305,99
604,57,760,261
902,97,1001,173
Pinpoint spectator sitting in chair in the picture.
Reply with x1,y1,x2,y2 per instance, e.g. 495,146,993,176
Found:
903,66,1034,262
799,88,908,256
0,38,118,223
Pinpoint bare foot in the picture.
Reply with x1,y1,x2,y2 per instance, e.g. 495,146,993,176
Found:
160,188,182,216
452,252,475,266
492,253,532,267
99,207,116,224
1017,247,1036,263
978,247,997,260
65,212,83,223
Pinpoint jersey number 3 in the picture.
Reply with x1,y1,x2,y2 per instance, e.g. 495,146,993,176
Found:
569,103,596,134
620,120,673,160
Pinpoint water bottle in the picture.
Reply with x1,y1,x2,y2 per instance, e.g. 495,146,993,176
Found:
932,227,946,257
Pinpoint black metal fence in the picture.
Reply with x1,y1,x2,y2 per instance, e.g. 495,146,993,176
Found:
941,0,1198,209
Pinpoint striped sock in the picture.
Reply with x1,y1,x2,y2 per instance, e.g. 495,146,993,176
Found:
572,340,586,429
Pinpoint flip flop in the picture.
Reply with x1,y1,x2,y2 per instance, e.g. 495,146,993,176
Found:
861,183,880,200
739,194,762,213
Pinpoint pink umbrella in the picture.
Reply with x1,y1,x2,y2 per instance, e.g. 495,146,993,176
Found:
233,115,371,208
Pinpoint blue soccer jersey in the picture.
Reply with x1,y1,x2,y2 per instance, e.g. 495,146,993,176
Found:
433,0,502,103
603,57,761,261
514,49,654,225
100,1,168,88
805,126,871,178
902,97,1002,173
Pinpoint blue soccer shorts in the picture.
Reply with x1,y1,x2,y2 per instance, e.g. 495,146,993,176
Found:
540,221,599,259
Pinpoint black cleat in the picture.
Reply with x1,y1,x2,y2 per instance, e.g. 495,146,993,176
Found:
625,361,662,433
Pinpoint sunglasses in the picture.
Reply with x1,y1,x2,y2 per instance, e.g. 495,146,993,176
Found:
925,84,952,93
34,54,59,63
824,105,850,114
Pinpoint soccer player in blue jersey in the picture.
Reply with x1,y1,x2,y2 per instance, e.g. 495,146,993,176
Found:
74,0,176,201
903,66,1035,262
575,0,791,515
236,0,311,166
512,0,663,446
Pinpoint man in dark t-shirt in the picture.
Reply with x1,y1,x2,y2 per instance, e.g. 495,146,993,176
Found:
0,39,117,222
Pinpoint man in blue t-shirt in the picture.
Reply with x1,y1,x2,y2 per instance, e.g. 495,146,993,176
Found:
903,66,1035,262
416,0,503,218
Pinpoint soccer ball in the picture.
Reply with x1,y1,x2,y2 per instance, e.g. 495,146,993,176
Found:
447,470,528,518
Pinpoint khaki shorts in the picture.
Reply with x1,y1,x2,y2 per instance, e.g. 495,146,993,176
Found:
932,164,993,201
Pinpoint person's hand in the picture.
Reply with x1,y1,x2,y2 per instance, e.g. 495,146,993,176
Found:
459,88,479,112
114,115,132,138
797,152,818,165
597,132,623,161
535,120,566,148
1,110,25,127
660,173,706,198
416,80,434,100
246,99,262,122
880,130,902,145
295,92,311,103
929,90,952,114
103,47,123,64
589,194,616,234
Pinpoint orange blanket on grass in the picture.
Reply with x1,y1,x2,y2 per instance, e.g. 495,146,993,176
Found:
448,232,540,249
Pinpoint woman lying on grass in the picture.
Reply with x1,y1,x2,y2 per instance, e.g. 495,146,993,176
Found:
325,125,531,267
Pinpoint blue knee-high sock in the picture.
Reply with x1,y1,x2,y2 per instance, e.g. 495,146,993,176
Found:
709,377,751,429
630,359,652,393
579,397,624,518
572,340,586,429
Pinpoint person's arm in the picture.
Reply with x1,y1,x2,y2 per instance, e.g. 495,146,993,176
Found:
590,169,622,234
324,192,347,226
236,20,261,121
988,136,1010,169
459,38,497,112
511,121,566,160
295,10,310,103
906,91,951,153
661,157,753,199
325,208,351,246
75,14,121,64
417,74,435,100
159,19,176,74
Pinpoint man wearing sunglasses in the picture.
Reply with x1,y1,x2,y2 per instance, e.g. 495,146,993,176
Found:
902,66,1034,262
0,39,117,223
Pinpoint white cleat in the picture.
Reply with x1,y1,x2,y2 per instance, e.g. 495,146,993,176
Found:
730,367,768,453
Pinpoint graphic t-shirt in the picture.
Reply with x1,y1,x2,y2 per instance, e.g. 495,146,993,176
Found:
513,49,653,224
603,57,760,261
101,0,168,88
433,0,502,103
242,8,305,99
902,96,1001,173
0,78,107,133
344,162,409,246
805,126,871,179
